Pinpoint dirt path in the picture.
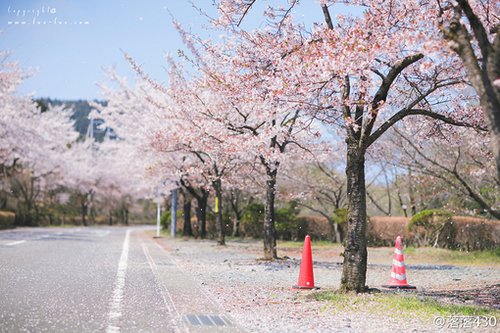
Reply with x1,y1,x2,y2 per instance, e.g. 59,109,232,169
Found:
154,235,500,333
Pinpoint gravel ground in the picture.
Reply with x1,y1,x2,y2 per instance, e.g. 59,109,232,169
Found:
155,236,500,333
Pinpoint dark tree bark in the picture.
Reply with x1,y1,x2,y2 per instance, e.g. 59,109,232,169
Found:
181,180,209,239
340,145,368,292
196,190,209,239
182,191,193,237
0,192,7,210
229,189,245,237
440,0,500,178
212,178,225,245
81,201,88,227
122,207,129,225
263,167,278,260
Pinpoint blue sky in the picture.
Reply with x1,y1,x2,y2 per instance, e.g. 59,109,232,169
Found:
0,1,344,100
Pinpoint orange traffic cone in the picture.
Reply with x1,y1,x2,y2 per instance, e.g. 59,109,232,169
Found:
382,236,416,289
293,235,319,289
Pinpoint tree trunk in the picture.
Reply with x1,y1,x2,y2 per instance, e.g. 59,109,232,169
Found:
333,220,342,244
326,217,342,243
442,5,500,178
0,192,7,209
232,216,241,237
408,166,417,216
263,169,278,260
196,191,208,239
81,201,88,226
213,178,225,245
182,193,193,237
229,189,242,237
124,208,128,225
108,211,113,226
340,146,368,293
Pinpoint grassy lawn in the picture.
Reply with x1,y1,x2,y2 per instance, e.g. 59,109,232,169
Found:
153,233,499,266
404,247,500,266
276,239,500,266
277,240,343,249
310,291,500,319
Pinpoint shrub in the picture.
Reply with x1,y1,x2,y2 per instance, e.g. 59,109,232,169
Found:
160,209,184,232
240,202,264,238
275,201,302,240
407,209,455,248
0,211,15,229
205,211,232,239
160,211,170,229
333,208,348,225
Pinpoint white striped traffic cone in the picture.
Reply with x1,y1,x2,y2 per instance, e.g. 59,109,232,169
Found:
382,236,416,289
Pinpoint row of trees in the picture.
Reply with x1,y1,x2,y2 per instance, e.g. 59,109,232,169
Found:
1,0,497,293
0,55,155,227
95,0,498,293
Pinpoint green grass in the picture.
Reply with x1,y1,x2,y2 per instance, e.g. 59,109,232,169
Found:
277,240,341,249
405,247,500,266
312,291,500,318
46,224,81,228
445,248,500,265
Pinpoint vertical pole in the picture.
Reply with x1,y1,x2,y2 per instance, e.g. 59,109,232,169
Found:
171,188,178,238
156,196,161,238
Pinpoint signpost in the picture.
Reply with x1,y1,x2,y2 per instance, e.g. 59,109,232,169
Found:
171,188,178,238
156,195,161,238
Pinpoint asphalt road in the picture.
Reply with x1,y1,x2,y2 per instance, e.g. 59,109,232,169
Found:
0,226,242,333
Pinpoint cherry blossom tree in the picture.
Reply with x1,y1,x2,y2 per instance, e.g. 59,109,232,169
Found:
150,60,252,245
217,0,500,169
388,119,499,218
208,0,489,291
96,72,179,215
171,20,329,258
0,52,81,225
283,159,346,243
438,0,500,178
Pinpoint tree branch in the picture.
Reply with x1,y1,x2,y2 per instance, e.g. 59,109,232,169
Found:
456,0,492,60
363,53,424,143
367,108,487,148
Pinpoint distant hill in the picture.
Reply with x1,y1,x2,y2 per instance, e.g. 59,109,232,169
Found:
35,98,115,142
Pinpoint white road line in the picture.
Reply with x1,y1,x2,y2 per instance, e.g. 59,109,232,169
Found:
142,244,175,313
153,241,223,311
142,243,185,333
6,240,26,246
106,229,131,333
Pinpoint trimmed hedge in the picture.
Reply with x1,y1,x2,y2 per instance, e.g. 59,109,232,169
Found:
367,216,407,246
367,214,499,250
451,216,500,251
